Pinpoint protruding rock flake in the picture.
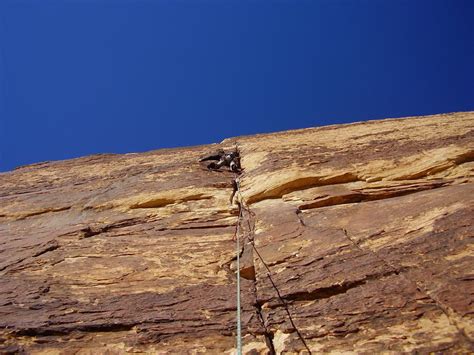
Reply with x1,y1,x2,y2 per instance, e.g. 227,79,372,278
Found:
0,111,473,353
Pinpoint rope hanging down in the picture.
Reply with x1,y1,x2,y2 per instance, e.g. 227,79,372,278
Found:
233,174,243,355
233,177,312,355
199,146,309,353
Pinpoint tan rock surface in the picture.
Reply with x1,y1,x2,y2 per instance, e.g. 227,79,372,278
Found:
1,111,473,353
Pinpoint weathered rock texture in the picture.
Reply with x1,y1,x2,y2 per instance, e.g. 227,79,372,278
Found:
1,112,473,354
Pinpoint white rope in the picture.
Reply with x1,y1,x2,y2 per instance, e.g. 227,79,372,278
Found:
235,177,243,355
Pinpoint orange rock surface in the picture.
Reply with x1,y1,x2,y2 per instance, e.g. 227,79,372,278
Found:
1,112,473,353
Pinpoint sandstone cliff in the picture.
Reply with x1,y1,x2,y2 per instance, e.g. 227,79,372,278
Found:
0,112,473,354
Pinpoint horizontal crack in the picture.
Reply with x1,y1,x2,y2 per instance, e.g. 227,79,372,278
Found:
14,322,137,337
78,218,146,239
157,224,234,232
281,270,399,303
392,149,474,181
15,206,71,221
0,241,61,273
247,173,360,205
130,194,213,209
298,181,448,211
32,241,60,257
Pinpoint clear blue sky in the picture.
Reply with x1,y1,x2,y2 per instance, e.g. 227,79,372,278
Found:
1,0,473,172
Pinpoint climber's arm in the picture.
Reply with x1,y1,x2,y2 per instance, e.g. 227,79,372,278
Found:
199,154,222,162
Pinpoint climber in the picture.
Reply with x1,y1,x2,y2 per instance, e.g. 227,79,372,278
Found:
199,149,241,173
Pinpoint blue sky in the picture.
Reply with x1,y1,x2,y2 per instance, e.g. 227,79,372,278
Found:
1,0,473,172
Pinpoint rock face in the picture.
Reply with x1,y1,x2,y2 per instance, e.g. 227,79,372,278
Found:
1,112,473,354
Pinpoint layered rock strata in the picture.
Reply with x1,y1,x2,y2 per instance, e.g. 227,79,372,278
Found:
0,111,473,353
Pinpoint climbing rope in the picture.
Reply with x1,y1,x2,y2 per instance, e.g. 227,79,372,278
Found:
234,175,243,355
203,145,309,353
234,177,312,355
